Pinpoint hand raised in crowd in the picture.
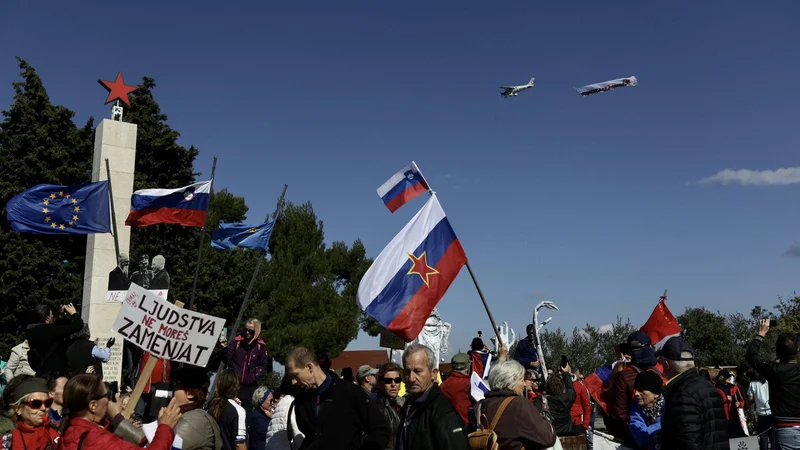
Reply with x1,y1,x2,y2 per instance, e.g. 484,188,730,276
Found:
561,362,572,374
758,318,770,337
86,366,96,374
158,398,183,428
498,344,509,361
63,303,77,316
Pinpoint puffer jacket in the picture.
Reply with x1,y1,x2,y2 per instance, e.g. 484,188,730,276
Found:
264,395,303,450
5,342,35,381
174,409,223,450
56,417,173,450
660,368,728,450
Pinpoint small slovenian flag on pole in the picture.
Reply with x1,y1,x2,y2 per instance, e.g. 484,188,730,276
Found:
125,180,212,227
357,194,467,341
377,162,430,213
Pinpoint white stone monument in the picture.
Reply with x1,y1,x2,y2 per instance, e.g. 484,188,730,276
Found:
81,117,137,385
408,308,451,365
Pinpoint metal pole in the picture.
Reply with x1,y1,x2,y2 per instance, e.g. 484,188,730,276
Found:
105,159,120,263
188,156,218,310
465,261,503,348
207,184,287,404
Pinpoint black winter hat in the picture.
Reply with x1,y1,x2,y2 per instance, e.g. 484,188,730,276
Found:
634,371,664,395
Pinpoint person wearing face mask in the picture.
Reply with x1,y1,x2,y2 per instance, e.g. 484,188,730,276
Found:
56,374,181,450
628,371,665,450
1,377,60,450
224,319,272,412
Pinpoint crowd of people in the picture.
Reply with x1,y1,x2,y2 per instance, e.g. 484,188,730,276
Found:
1,305,799,450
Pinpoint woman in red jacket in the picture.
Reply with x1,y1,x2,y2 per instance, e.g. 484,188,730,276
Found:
1,377,59,450
55,374,181,450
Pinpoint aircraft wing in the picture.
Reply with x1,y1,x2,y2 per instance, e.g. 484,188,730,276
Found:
499,86,515,89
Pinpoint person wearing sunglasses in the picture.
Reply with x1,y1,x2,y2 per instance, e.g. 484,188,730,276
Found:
223,319,272,412
57,374,182,450
374,363,405,450
1,377,60,450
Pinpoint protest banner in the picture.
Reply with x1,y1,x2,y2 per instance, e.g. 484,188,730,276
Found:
113,283,225,367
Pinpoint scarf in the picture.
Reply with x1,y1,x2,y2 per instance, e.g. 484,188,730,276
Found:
641,395,664,425
12,417,58,450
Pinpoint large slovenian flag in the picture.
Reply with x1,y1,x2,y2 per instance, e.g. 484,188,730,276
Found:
640,294,681,350
377,162,430,213
357,194,467,341
125,180,211,227
583,364,613,414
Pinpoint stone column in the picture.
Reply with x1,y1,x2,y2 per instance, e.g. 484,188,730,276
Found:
81,118,137,385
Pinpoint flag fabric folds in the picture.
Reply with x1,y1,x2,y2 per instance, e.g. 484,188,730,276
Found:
377,162,429,213
357,194,467,342
640,295,681,350
5,181,111,235
583,364,613,414
126,180,211,227
470,372,490,402
211,221,275,252
471,351,492,379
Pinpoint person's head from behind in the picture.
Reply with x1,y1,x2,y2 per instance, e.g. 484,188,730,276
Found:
634,371,664,408
545,371,565,395
450,353,471,375
488,360,525,395
215,369,241,400
402,343,438,398
171,366,210,410
658,337,695,379
9,377,52,427
777,333,798,361
286,347,322,390
73,324,91,341
377,362,403,399
62,374,109,426
36,305,54,325
48,376,68,406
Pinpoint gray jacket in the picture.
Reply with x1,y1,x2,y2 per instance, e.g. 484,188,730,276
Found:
175,409,223,450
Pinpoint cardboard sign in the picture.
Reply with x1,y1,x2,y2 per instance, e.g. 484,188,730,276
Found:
112,283,225,367
107,289,168,303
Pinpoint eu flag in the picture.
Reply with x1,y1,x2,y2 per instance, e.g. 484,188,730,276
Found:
211,220,274,252
5,181,111,235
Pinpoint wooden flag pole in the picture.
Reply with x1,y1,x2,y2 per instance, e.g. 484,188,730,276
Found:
415,163,503,348
122,299,184,419
188,156,218,311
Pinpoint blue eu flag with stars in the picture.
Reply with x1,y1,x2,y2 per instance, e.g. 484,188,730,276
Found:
5,181,111,234
211,220,275,252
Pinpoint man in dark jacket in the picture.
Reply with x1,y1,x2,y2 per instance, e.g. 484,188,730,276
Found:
746,318,800,447
397,343,470,450
224,318,272,411
659,336,728,450
286,346,390,450
25,303,84,378
513,324,540,371
545,361,583,436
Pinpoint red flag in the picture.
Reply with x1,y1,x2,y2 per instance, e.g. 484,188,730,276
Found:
640,295,681,348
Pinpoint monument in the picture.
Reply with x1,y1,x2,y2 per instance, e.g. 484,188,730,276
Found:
408,308,451,364
80,72,138,385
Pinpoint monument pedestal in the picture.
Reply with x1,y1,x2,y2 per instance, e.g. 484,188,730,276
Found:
81,118,137,384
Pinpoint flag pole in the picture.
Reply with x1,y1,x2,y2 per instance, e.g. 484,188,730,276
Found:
415,163,503,348
105,159,120,263
207,184,288,404
188,156,217,311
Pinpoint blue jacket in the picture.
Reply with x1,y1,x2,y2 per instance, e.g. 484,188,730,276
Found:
513,338,539,368
629,402,662,449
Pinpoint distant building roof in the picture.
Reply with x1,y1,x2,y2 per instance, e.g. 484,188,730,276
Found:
331,350,389,371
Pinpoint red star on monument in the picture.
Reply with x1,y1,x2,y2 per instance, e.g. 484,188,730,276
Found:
98,72,137,107
406,251,439,287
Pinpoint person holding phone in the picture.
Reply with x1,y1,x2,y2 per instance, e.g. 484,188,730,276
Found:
25,304,84,379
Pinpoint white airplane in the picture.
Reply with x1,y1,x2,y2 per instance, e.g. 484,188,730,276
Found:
499,77,535,98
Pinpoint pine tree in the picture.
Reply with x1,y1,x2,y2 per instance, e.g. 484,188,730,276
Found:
0,58,94,355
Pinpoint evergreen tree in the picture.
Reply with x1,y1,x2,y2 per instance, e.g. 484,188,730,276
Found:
0,58,94,356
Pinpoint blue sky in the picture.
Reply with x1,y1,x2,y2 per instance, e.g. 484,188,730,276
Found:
2,1,799,361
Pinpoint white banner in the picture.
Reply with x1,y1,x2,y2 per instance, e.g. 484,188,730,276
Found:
591,431,637,450
107,289,168,303
112,283,225,367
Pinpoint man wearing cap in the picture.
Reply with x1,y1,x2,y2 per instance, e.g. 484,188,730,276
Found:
357,365,379,396
659,336,728,450
440,353,472,425
607,331,661,444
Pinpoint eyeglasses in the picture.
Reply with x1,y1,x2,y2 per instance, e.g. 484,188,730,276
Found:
382,377,402,385
244,329,255,334
92,391,113,402
26,398,54,409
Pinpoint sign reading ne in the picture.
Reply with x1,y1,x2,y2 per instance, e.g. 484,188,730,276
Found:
107,289,168,303
112,283,225,367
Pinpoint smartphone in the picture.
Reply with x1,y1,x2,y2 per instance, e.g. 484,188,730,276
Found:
770,319,778,328
561,355,568,369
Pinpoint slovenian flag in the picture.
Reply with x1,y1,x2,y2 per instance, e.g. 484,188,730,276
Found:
583,364,613,414
357,194,467,341
377,162,430,213
125,180,211,227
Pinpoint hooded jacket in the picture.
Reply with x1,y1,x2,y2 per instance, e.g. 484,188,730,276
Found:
224,337,271,388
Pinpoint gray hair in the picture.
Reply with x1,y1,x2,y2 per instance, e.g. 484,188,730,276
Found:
667,351,696,373
403,343,437,371
488,360,525,392
252,386,271,407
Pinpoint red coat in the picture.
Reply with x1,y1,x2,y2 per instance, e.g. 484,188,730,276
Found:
717,384,744,421
139,353,170,395
570,380,592,429
440,371,472,425
56,417,174,450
